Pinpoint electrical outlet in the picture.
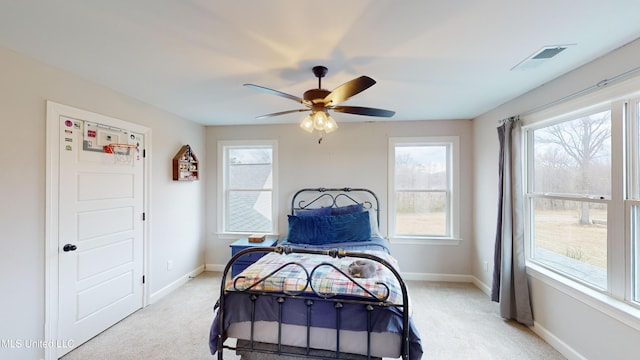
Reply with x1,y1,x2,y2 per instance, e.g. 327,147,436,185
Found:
167,260,174,271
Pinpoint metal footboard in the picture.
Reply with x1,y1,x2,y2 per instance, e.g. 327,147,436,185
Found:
215,245,410,360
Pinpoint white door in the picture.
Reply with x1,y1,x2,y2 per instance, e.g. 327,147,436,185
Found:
57,116,144,357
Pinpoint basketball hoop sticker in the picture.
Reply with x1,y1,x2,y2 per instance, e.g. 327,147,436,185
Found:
104,144,138,164
78,121,143,165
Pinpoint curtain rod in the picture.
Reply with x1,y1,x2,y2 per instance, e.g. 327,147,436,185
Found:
518,65,640,118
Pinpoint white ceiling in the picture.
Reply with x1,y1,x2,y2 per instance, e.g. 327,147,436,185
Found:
1,1,640,126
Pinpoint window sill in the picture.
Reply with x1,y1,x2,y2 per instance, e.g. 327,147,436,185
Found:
526,262,640,332
388,236,462,245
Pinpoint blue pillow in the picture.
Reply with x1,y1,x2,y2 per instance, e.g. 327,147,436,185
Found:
330,203,364,215
287,211,371,245
295,206,332,217
330,211,371,243
287,215,331,244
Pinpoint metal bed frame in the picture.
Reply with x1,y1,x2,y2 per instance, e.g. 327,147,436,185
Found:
214,188,410,360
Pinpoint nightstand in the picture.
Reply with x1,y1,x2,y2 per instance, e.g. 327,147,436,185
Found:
229,237,278,277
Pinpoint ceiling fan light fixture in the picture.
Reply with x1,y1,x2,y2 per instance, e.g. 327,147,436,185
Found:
245,65,393,142
299,115,314,133
324,115,338,133
313,111,328,130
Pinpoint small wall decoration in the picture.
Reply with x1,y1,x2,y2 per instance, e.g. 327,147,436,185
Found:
172,144,199,181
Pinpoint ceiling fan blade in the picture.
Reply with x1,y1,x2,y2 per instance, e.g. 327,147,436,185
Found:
332,106,395,117
323,76,376,106
255,109,309,120
244,84,310,105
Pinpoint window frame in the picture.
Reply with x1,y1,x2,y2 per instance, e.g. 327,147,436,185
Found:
387,136,460,244
524,104,614,291
522,82,640,309
629,97,640,302
217,140,278,237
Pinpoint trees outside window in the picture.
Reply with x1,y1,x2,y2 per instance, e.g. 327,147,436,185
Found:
388,137,459,241
528,110,611,289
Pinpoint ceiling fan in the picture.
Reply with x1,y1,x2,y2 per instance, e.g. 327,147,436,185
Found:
244,66,395,141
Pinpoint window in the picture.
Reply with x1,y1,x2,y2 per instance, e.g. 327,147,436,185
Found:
218,140,278,235
525,89,640,308
631,98,640,302
527,109,612,289
388,137,459,241
633,203,640,301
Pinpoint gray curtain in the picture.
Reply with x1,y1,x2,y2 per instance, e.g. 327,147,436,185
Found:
491,117,533,326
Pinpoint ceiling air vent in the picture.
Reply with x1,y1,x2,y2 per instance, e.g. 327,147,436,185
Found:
511,44,575,71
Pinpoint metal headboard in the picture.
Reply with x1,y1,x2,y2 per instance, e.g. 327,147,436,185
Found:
290,187,380,225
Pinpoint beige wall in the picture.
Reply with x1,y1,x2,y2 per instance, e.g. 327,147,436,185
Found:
0,47,206,360
204,119,474,277
472,38,640,359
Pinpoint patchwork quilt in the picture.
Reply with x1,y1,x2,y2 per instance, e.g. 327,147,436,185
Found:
227,249,403,305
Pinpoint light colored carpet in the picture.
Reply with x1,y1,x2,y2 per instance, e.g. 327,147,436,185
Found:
61,272,565,360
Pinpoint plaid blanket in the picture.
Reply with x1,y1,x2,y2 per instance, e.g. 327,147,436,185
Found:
227,250,403,305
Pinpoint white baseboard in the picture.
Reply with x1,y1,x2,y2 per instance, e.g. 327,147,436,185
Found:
149,264,205,304
469,276,586,359
531,321,586,360
470,276,589,360
402,273,492,297
400,272,475,283
471,276,491,296
205,263,225,272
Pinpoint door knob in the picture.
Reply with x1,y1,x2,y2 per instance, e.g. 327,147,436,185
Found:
63,244,77,252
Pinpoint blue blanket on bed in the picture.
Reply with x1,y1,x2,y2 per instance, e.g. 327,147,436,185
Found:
209,293,423,359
